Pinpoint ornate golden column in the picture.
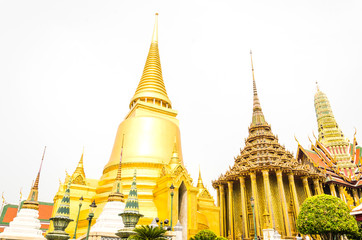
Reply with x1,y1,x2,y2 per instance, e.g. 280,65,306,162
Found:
313,178,322,195
217,186,221,235
227,181,234,240
288,173,300,214
319,182,324,194
262,170,274,228
338,185,347,203
217,186,220,207
250,172,261,237
239,176,249,239
301,177,311,198
219,185,226,237
276,170,292,237
353,189,360,206
329,183,337,197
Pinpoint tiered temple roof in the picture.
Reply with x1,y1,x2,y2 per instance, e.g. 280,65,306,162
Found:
213,52,323,185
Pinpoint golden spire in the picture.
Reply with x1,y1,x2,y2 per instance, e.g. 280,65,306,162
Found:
72,148,86,180
197,165,205,189
115,135,124,182
250,50,266,126
109,135,125,202
129,13,172,109
314,86,348,147
23,146,46,210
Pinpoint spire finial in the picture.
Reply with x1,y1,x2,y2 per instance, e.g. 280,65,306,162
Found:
33,146,46,190
108,135,125,202
197,165,204,189
250,50,266,126
152,13,159,43
116,134,125,182
71,148,86,183
129,13,172,109
22,147,46,210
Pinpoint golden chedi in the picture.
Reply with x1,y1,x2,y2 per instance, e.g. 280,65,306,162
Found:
212,51,325,240
50,14,219,239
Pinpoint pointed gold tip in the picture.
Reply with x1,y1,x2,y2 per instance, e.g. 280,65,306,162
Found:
152,13,159,43
250,49,252,55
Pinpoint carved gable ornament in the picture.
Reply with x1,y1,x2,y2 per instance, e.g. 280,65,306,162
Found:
72,174,86,185
172,165,193,186
198,189,213,199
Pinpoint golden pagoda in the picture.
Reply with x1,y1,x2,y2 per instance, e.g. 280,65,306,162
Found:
296,85,362,210
51,13,219,239
212,51,324,240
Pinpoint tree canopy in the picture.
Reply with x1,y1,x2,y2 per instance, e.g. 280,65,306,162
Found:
296,194,358,240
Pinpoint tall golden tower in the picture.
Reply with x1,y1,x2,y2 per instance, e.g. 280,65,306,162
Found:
314,84,354,167
95,13,183,221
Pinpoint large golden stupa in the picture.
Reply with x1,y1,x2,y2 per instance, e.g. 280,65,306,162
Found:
50,14,219,238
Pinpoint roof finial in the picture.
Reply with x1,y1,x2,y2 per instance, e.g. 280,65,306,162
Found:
316,81,319,91
22,146,46,210
71,148,86,183
197,165,204,189
152,13,159,43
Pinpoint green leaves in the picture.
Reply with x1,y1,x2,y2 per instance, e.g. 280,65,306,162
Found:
296,194,358,238
190,230,218,240
128,225,167,240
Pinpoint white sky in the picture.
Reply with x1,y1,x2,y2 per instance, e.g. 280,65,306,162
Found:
0,0,361,204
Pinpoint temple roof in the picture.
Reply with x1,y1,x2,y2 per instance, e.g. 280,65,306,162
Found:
297,139,362,187
213,53,323,186
129,13,172,109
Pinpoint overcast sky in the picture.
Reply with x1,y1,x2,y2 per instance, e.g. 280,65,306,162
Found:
0,0,361,204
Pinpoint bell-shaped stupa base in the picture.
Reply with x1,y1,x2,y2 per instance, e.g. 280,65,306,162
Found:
90,201,125,235
0,208,45,240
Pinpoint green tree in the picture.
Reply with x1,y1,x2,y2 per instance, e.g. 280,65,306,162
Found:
190,230,217,240
296,194,358,240
128,225,167,240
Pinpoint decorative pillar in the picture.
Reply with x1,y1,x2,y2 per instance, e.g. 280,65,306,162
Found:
216,186,221,235
329,183,337,197
239,176,249,239
219,185,226,237
353,189,360,206
338,185,347,203
319,182,324,194
262,170,274,228
227,181,234,240
288,173,300,215
313,179,322,195
301,177,311,198
276,170,291,237
250,172,261,237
